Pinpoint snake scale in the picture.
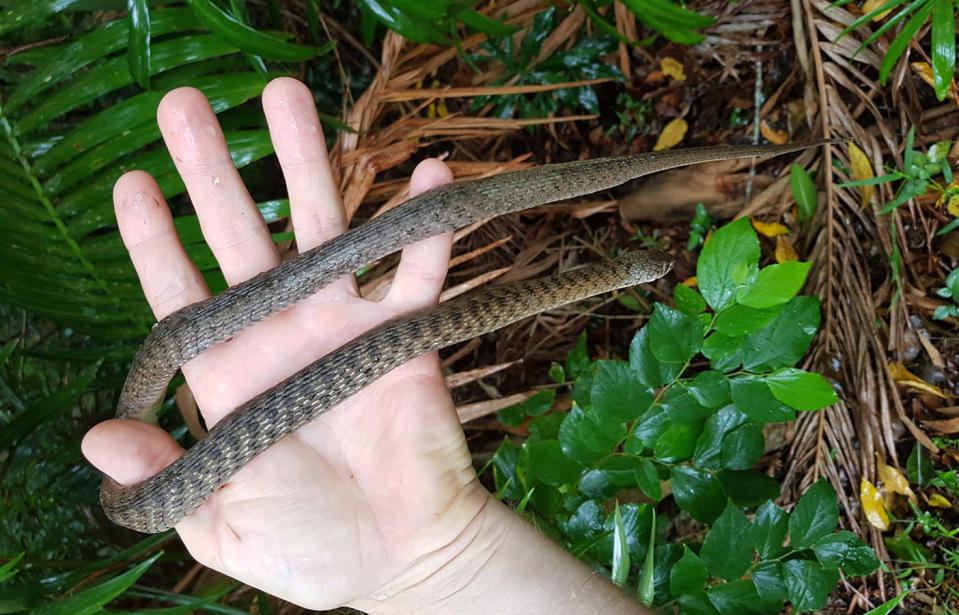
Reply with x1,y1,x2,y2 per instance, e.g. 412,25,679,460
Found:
101,140,831,532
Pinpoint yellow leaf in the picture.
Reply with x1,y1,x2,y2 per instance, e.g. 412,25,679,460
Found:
760,120,788,145
654,118,687,151
661,57,686,81
912,61,936,90
876,454,917,504
888,361,948,399
751,218,790,238
848,143,874,207
681,276,698,288
861,478,890,530
775,235,799,263
927,493,952,508
863,0,892,19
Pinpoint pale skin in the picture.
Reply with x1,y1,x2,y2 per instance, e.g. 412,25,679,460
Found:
82,77,652,614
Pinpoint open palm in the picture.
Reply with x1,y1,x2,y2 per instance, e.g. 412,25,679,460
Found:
82,78,489,610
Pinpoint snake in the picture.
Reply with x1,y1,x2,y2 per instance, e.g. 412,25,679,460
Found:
100,140,831,533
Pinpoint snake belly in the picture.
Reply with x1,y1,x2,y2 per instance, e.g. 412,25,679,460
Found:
101,140,831,532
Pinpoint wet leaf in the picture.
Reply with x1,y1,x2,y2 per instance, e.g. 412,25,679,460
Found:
775,235,800,263
701,501,755,580
752,561,788,602
790,163,818,220
661,56,686,81
860,478,890,530
864,592,910,615
888,361,948,398
671,466,726,523
907,442,934,486
670,546,708,596
653,118,687,151
647,304,703,364
612,503,630,586
697,218,760,311
736,261,811,309
753,500,789,558
783,559,838,611
751,218,790,237
876,454,917,503
789,479,838,548
813,530,881,576
766,367,837,411
525,440,582,486
927,493,951,507
849,142,875,207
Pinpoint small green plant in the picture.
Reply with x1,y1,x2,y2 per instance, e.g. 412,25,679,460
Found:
470,7,624,119
686,203,715,251
579,0,717,46
357,0,516,45
606,92,654,142
489,219,878,612
831,0,956,101
934,268,959,320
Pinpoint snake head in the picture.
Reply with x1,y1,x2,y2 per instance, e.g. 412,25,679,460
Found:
621,250,674,284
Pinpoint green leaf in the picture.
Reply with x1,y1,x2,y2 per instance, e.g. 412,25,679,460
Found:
0,0,87,36
766,367,837,410
720,422,764,470
783,559,839,611
647,303,703,363
700,501,755,580
654,421,702,463
559,403,626,466
790,164,818,221
697,218,760,311
864,591,910,615
525,440,582,486
661,385,713,423
729,375,796,424
932,0,955,100
683,370,730,408
671,466,726,523
907,442,934,487
186,0,327,60
492,439,525,500
629,327,684,387
716,470,781,507
566,330,591,378
634,458,662,501
527,413,564,443
674,283,707,315
741,295,820,371
707,579,780,615
752,500,789,559
612,503,631,586
591,360,654,422
670,545,708,596
638,509,656,604
736,261,812,308
630,404,672,450
32,553,161,615
789,478,838,549
751,560,788,602
694,404,748,470
580,456,646,499
126,0,151,88
813,530,880,576
880,0,934,85
679,593,720,615
701,332,745,372
498,389,555,427
714,302,783,336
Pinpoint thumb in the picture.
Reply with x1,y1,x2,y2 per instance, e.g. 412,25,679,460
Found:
82,419,185,485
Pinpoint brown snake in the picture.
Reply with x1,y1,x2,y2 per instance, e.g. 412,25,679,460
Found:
101,140,831,532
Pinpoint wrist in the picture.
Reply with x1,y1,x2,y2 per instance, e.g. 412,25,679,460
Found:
351,493,652,615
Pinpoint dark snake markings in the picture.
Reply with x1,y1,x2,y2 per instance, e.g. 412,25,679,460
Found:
101,140,833,532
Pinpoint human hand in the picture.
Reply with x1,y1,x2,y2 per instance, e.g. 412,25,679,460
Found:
82,77,490,609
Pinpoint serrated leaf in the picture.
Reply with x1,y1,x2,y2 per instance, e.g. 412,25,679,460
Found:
753,500,789,558
813,530,881,576
694,404,748,470
674,282,707,315
729,375,796,424
630,404,672,451
707,579,779,615
700,501,755,580
525,440,582,486
720,422,764,470
714,302,783,337
766,368,837,410
591,360,654,423
660,386,713,423
669,545,708,596
717,470,781,507
671,466,725,523
559,404,626,466
783,559,838,611
647,303,703,363
701,332,745,372
736,261,811,308
752,560,788,602
740,295,820,371
789,479,839,548
698,218,760,311
654,421,702,463
630,327,684,387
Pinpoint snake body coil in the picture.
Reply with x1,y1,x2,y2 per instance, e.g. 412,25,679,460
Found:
102,141,830,532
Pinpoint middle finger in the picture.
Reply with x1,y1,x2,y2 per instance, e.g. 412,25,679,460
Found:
158,87,279,285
